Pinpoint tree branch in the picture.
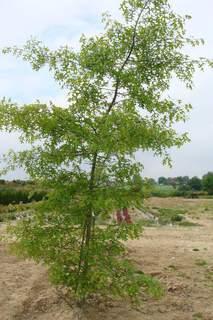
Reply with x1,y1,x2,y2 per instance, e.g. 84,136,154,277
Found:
106,1,149,114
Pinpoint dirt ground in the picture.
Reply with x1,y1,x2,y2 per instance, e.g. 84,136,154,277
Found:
0,197,213,320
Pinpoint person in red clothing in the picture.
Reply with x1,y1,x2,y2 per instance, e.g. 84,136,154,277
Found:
116,208,132,224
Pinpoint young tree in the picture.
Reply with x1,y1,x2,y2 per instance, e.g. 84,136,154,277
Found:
0,0,211,305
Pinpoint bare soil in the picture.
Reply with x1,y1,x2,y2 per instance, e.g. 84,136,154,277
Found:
0,197,213,320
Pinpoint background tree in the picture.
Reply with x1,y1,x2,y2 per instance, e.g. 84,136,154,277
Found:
182,176,190,186
0,0,211,305
158,177,167,185
202,172,213,195
188,176,202,191
167,177,178,188
146,178,156,186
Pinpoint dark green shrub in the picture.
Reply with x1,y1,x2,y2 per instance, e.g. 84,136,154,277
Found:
171,214,183,222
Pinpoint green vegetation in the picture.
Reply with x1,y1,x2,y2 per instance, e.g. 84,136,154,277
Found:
167,264,178,271
150,185,178,198
146,200,210,227
150,184,201,198
0,212,16,222
193,313,204,320
0,202,34,222
154,173,213,198
195,259,208,267
0,186,46,205
178,221,200,227
205,269,213,284
188,176,202,191
0,180,47,206
0,0,210,307
154,207,186,225
202,172,213,195
0,181,46,222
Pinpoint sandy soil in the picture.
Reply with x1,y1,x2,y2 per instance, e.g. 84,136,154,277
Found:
0,198,213,320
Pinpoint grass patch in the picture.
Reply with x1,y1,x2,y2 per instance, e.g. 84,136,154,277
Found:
195,259,208,267
151,206,201,226
178,221,200,227
155,207,186,225
193,313,204,320
140,219,156,227
205,270,213,280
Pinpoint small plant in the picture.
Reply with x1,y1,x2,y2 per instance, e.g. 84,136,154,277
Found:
195,259,208,267
205,270,213,280
168,265,178,271
193,312,204,320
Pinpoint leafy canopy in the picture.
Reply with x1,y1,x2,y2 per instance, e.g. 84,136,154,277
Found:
0,0,212,305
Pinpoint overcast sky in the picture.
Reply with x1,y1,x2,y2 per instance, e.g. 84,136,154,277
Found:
0,0,212,180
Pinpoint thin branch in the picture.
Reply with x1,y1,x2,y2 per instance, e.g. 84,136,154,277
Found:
107,1,149,114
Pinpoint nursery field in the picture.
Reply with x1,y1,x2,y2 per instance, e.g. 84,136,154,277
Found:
0,197,213,320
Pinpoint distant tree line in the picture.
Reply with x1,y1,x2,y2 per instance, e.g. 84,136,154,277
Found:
157,172,213,195
0,179,35,186
1,174,213,205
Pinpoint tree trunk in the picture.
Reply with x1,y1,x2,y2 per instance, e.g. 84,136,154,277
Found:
75,152,98,296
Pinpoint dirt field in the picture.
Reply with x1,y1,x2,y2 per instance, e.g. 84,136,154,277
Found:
0,197,213,320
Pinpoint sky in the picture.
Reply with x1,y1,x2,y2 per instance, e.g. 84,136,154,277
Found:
0,0,212,180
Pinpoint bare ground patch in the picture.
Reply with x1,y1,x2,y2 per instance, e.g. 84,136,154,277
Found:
0,198,213,320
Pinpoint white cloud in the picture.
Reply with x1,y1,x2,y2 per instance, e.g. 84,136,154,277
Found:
0,0,121,45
